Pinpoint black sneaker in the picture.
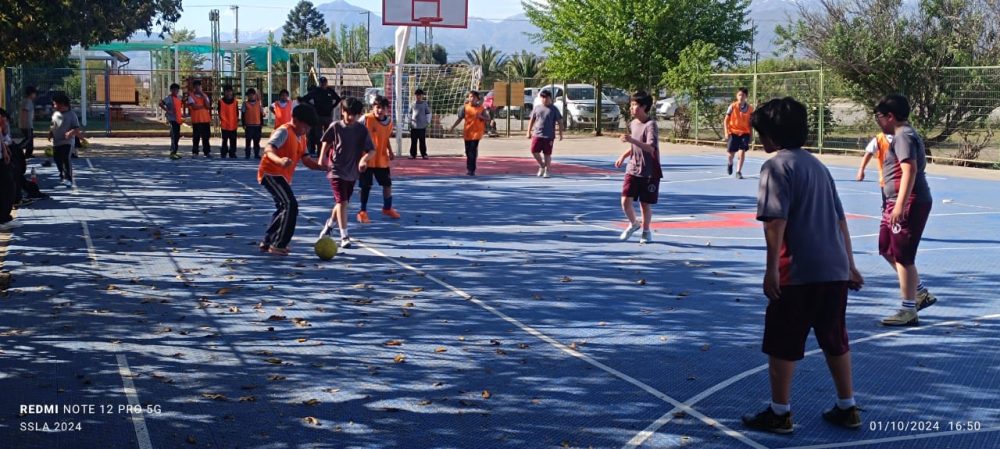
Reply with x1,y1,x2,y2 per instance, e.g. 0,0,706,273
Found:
421,155,428,160
742,407,793,434
727,162,733,175
822,405,862,429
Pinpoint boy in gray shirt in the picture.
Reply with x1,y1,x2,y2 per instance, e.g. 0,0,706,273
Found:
319,97,374,248
526,90,564,178
48,94,84,186
409,89,431,159
743,97,864,435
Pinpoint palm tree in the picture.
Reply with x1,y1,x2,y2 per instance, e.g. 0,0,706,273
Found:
464,45,507,82
505,51,544,80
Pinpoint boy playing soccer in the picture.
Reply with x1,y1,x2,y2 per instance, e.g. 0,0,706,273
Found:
242,88,265,159
724,87,754,179
257,104,327,256
271,89,293,128
218,86,239,159
48,94,84,186
856,132,891,184
743,97,864,434
357,96,401,223
526,89,564,178
158,83,184,159
319,97,374,249
187,80,212,157
873,94,937,326
614,91,661,244
449,90,489,176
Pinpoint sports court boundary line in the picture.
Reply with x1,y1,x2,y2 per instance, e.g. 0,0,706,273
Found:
227,173,770,449
116,354,155,449
622,313,1000,448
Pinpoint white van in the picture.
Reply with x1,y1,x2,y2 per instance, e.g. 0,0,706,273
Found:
533,83,621,129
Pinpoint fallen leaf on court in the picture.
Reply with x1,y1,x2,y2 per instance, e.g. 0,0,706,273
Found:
489,339,501,346
532,293,543,300
265,358,283,365
674,411,687,419
267,375,286,381
322,388,340,393
638,279,647,285
401,309,411,317
432,382,444,387
687,375,697,381
678,291,690,297
411,287,424,292
458,336,466,341
267,315,286,321
228,306,240,313
481,390,492,399
217,288,232,295
292,318,310,328
170,352,184,358
255,350,273,356
106,284,120,291
659,336,669,342
598,322,608,326
303,399,320,406
403,302,415,308
435,347,447,353
201,393,227,401
304,416,320,426
296,338,308,343
518,343,530,349
393,354,406,363
384,340,403,346
531,398,541,405
238,396,256,402
417,399,432,406
700,344,711,352
560,276,573,282
495,348,507,355
186,436,197,444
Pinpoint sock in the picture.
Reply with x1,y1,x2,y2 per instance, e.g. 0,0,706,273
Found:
383,196,392,210
902,299,917,311
339,227,348,239
360,189,370,212
917,282,926,292
836,397,856,410
770,401,790,415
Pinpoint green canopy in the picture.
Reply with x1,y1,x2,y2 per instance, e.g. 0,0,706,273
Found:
87,42,291,63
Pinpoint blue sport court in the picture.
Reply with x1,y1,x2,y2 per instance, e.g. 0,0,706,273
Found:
2,149,998,448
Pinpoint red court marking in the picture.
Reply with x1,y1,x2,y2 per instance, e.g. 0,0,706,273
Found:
391,156,612,177
615,213,870,229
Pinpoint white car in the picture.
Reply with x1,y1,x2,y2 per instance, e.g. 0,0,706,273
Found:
656,97,680,118
533,83,621,129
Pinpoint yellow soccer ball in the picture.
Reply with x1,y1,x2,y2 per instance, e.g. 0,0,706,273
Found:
314,236,337,260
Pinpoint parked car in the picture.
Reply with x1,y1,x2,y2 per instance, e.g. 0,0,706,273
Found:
533,83,621,129
656,97,680,118
602,87,630,109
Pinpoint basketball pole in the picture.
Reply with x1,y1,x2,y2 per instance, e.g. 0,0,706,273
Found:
394,25,412,157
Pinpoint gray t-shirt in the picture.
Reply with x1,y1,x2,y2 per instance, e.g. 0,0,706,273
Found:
50,110,80,146
625,118,662,178
410,100,431,129
19,98,35,129
162,95,180,123
530,104,561,139
757,149,849,285
883,125,932,203
321,120,374,182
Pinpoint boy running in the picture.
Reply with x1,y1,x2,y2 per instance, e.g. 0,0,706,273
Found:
409,88,431,159
856,132,892,185
187,80,212,157
218,86,239,159
358,96,401,223
449,90,489,176
319,98,374,248
257,104,327,256
158,83,184,159
873,94,937,326
724,87,753,179
742,97,864,434
615,91,662,244
526,89,564,178
242,88,265,159
48,94,84,187
271,89,292,128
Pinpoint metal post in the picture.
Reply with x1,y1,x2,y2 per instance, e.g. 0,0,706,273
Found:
173,45,179,85
80,49,88,127
267,44,273,126
287,59,292,98
694,101,699,145
505,76,511,138
818,68,825,153
595,80,602,136
104,65,111,136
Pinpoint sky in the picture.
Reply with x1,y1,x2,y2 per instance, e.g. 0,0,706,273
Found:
174,0,527,37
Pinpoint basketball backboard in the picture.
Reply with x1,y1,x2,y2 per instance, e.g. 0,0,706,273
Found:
382,0,469,28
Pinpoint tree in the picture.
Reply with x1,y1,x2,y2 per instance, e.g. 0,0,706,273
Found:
505,51,545,79
783,0,1000,148
523,0,752,93
464,45,507,83
282,0,330,46
663,41,719,138
414,43,448,65
0,0,182,65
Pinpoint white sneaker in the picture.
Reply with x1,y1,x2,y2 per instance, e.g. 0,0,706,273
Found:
639,230,652,244
619,221,641,241
340,238,353,249
543,168,550,178
0,219,23,231
319,218,333,238
537,167,544,177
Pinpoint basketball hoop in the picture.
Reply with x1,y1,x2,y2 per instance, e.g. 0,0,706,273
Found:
383,0,468,29
416,16,444,26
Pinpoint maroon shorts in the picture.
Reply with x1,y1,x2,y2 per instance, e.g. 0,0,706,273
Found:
530,137,554,155
621,174,660,204
879,198,931,265
763,281,850,361
329,178,355,204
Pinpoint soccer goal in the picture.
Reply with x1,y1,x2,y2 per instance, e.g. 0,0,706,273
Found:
384,63,482,139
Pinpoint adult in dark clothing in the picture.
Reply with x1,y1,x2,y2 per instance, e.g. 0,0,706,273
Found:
301,76,342,155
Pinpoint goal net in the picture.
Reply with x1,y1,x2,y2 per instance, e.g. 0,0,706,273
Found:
383,63,482,138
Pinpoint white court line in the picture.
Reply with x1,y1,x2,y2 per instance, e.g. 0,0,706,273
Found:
116,354,155,449
80,221,99,269
622,313,1000,449
777,426,1000,449
229,173,769,449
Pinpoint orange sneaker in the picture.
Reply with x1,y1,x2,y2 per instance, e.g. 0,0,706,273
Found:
382,208,401,219
357,210,371,223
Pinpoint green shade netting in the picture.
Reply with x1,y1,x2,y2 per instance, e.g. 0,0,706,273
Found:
88,43,290,63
